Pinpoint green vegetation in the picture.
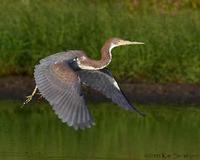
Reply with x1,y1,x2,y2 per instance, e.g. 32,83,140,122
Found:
0,0,200,83
0,100,200,159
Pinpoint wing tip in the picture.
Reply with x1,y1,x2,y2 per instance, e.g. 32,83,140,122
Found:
129,105,146,117
72,121,96,130
56,107,95,130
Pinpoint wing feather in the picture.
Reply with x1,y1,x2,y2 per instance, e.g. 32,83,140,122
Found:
78,68,145,116
34,59,94,129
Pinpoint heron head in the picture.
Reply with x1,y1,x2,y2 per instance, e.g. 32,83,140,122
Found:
109,37,144,49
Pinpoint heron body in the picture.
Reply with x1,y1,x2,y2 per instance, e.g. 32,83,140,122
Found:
31,38,145,130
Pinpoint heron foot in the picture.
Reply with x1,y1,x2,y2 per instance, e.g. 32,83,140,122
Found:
21,86,37,108
23,95,33,105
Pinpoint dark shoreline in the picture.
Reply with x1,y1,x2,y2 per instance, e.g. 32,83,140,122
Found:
1,75,200,105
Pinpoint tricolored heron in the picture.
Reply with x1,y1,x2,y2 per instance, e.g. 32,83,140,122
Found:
23,37,145,130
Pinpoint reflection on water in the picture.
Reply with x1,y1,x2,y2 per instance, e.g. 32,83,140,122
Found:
0,100,200,160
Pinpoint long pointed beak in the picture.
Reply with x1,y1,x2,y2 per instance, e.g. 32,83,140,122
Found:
128,41,144,45
118,40,144,46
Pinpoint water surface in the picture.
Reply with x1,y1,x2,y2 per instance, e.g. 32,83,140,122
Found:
0,100,200,160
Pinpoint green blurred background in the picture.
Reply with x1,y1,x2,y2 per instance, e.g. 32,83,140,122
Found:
0,1,200,160
0,101,200,160
0,0,200,83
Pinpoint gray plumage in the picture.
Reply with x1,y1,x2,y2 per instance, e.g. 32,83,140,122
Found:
32,38,145,130
34,51,94,129
78,69,145,116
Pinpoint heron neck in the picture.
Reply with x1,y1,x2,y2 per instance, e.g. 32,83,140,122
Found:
77,43,113,70
99,43,112,67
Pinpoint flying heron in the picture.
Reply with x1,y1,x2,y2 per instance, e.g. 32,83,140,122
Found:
23,37,145,130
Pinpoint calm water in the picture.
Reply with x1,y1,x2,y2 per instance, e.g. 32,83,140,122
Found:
0,100,200,160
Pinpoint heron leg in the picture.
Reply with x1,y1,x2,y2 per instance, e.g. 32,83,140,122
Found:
21,86,37,107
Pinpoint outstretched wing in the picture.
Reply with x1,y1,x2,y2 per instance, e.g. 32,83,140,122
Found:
77,68,145,116
34,60,94,129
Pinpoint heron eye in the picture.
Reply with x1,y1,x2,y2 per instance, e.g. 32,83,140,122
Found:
116,40,120,44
